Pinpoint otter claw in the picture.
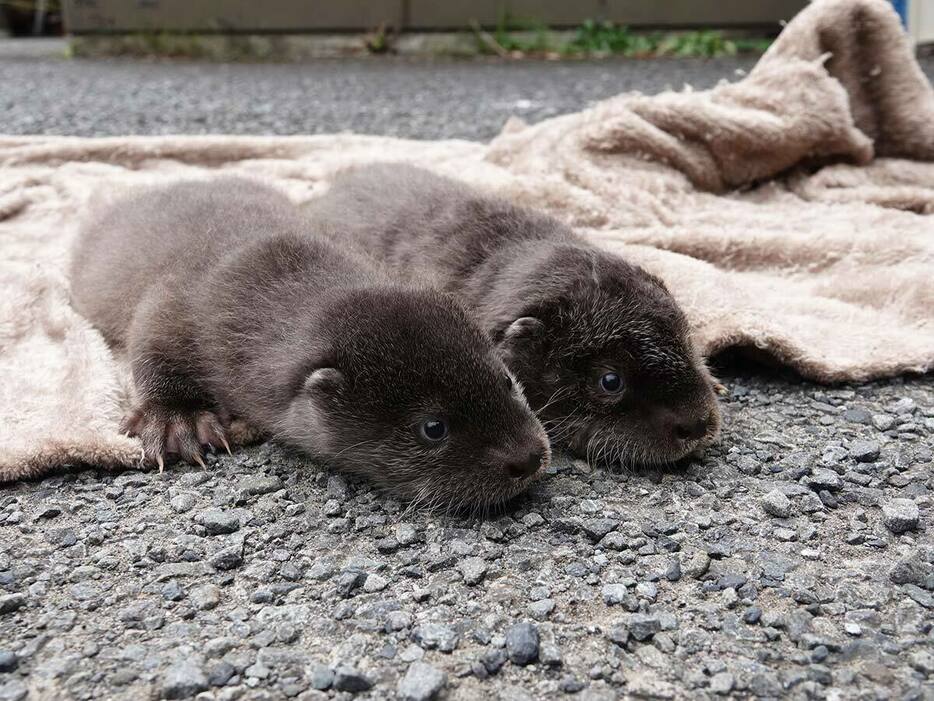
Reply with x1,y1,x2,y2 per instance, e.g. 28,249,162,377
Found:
122,404,227,471
221,437,232,456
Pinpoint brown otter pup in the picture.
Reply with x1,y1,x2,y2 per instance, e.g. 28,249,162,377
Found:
69,177,550,509
306,164,720,467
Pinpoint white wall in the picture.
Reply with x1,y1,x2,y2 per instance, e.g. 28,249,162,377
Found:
909,0,934,44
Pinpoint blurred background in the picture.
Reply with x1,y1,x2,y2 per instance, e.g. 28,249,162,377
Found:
4,1,933,50
1,1,932,139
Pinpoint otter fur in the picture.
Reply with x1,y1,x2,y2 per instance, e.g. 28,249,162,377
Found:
305,164,720,466
69,177,550,509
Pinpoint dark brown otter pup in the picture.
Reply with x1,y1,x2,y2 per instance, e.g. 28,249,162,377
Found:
69,177,550,509
306,164,721,467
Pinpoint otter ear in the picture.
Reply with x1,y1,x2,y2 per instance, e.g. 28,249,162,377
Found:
503,317,544,341
498,317,544,364
303,368,345,395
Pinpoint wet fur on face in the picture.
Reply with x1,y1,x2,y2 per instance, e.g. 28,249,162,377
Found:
305,164,721,467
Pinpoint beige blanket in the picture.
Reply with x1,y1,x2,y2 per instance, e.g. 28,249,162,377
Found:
1,0,932,482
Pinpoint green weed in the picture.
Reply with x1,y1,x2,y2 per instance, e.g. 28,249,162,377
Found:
475,17,772,59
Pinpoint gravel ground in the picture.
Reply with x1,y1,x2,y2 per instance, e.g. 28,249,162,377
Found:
1,53,933,701
1,375,932,701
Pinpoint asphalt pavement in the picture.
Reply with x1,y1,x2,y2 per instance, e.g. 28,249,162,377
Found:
2,53,927,140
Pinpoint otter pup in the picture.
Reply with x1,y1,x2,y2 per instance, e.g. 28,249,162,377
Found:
69,177,550,509
306,164,720,467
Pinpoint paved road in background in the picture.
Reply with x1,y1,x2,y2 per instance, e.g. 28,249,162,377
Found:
3,55,932,140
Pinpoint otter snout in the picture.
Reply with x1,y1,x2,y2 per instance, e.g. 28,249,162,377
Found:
505,447,545,480
491,431,551,482
656,402,721,447
671,411,716,442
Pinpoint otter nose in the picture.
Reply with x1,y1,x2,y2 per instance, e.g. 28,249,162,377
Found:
672,412,713,442
505,448,544,480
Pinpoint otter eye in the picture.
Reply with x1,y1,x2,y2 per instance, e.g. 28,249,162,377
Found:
599,372,623,394
419,419,448,442
504,375,514,392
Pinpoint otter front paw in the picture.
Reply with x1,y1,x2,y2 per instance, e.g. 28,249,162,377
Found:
120,405,230,471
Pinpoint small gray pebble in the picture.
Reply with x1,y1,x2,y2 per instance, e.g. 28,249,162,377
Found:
627,614,661,641
849,440,881,462
806,469,841,492
883,499,920,534
843,408,872,424
635,581,658,601
606,624,629,646
241,475,283,496
890,398,917,414
413,623,459,652
665,559,682,582
162,660,208,699
210,547,243,570
363,574,388,593
602,583,629,605
581,518,619,541
528,598,555,620
481,648,508,674
560,676,586,693
710,672,735,694
396,523,419,545
505,622,540,665
397,661,446,701
386,610,413,631
540,643,563,667
332,665,372,693
458,557,488,585
198,508,240,535
872,414,896,431
309,664,334,690
761,490,792,518
161,580,184,601
0,651,18,673
206,661,236,687
0,680,27,701
170,494,196,513
684,551,710,579
0,594,25,615
189,584,221,611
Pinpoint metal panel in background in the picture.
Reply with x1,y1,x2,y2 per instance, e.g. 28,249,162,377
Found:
62,0,810,34
604,0,807,27
63,1,403,33
407,0,807,30
405,1,606,29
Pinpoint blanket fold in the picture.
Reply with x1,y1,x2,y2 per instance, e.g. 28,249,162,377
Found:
1,0,932,481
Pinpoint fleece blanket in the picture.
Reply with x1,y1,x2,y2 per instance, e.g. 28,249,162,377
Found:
1,0,932,481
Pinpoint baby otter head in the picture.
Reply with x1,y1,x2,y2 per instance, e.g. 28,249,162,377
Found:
278,288,550,511
494,244,720,467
